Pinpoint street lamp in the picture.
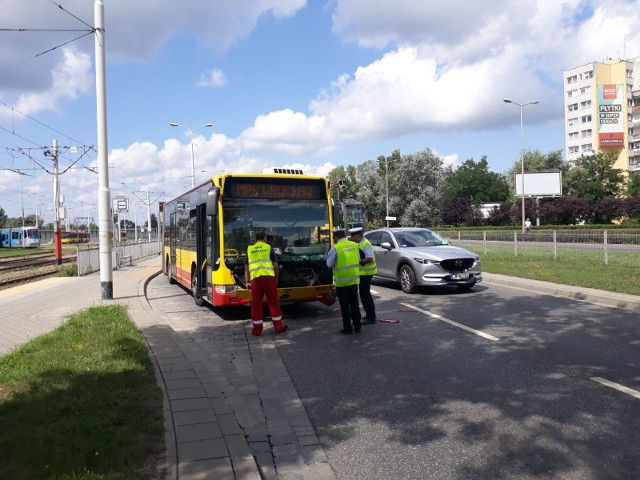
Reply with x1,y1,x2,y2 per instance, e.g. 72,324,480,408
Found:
169,122,213,188
503,98,539,233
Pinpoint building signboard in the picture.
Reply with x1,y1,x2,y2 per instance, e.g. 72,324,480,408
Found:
514,171,562,197
597,84,624,147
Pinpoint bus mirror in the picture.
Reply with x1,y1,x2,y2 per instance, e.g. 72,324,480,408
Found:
332,205,341,228
206,187,220,216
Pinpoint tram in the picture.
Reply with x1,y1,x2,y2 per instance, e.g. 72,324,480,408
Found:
0,226,41,248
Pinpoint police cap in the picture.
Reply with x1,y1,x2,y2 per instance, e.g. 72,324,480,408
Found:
348,227,364,235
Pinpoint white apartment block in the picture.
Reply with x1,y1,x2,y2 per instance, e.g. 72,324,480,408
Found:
563,58,640,173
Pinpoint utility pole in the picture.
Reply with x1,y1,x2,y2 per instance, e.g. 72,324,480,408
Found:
95,0,113,299
53,139,63,265
146,189,152,241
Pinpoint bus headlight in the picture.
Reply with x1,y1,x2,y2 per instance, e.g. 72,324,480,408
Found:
215,285,239,294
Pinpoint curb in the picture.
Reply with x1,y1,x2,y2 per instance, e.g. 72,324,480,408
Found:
482,273,640,311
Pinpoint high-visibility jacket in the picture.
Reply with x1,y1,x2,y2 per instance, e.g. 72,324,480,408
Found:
358,238,377,276
247,241,275,280
333,240,360,287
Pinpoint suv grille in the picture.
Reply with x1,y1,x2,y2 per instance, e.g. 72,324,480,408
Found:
440,258,474,271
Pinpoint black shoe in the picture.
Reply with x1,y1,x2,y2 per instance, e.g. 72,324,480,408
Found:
362,319,376,325
339,328,353,335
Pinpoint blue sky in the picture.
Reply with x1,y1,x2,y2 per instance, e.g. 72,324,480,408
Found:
1,0,639,223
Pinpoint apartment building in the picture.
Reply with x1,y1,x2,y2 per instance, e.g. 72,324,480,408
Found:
563,58,640,173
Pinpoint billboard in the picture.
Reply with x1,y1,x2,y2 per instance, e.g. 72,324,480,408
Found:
514,171,562,197
597,84,624,147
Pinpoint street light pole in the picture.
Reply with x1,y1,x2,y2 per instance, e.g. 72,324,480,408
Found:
169,122,213,188
385,156,389,228
503,98,539,233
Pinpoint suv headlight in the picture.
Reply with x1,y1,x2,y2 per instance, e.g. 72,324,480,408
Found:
472,257,481,269
414,257,438,265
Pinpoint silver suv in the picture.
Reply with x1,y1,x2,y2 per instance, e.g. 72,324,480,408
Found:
364,227,482,293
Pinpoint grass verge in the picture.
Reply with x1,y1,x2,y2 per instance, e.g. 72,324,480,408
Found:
0,305,165,480
477,249,640,296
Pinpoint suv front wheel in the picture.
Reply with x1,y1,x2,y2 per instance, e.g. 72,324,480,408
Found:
399,265,417,294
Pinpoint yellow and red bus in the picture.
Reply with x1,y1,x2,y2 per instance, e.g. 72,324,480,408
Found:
61,230,90,244
161,170,337,307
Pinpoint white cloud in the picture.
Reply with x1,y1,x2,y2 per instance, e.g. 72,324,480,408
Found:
238,109,336,156
0,47,92,122
196,68,227,87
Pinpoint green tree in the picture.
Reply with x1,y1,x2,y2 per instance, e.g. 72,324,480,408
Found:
443,156,509,203
391,149,445,227
627,172,640,197
0,207,7,226
564,152,626,204
349,150,402,226
327,165,358,201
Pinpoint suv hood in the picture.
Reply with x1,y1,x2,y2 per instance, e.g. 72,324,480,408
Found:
404,245,478,260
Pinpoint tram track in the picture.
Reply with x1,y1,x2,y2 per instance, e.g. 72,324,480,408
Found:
0,254,76,290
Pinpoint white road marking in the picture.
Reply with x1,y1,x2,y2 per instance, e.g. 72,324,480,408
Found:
590,377,640,400
371,289,380,295
400,302,500,341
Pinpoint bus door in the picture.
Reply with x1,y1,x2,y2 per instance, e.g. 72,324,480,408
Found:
169,212,177,278
195,204,207,300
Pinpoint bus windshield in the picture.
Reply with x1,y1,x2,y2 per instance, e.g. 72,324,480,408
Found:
222,198,330,265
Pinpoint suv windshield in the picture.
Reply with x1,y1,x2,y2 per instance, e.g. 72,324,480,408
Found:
394,230,448,247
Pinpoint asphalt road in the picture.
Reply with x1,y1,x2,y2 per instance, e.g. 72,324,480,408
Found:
151,277,640,480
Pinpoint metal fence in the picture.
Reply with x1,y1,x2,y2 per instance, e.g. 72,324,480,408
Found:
441,230,640,267
76,240,162,276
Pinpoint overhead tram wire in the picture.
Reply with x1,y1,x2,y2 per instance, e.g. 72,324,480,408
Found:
0,100,95,149
0,0,94,71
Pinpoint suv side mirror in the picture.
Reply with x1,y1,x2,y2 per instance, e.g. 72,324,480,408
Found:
380,241,392,250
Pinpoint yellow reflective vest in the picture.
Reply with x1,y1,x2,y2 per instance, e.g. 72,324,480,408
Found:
333,240,360,287
358,238,377,276
247,241,275,280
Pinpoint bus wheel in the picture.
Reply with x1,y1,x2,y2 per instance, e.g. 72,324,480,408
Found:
192,269,205,306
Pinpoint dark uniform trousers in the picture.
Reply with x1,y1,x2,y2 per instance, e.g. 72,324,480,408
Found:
336,284,361,332
359,274,376,320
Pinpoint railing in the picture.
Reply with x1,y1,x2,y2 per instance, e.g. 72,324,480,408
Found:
76,240,162,275
441,230,640,267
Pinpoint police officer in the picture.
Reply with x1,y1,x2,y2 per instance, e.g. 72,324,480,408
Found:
326,228,362,334
244,230,287,336
348,227,377,324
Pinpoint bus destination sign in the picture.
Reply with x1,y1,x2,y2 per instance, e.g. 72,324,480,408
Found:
230,182,323,199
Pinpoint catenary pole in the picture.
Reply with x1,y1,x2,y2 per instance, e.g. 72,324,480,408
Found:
95,0,113,299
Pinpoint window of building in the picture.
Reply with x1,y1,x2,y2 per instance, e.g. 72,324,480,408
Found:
581,129,592,138
580,86,591,95
628,69,633,79
567,90,576,98
584,70,593,79
567,75,578,84
569,146,579,154
568,117,578,126
568,132,579,140
581,115,592,123
568,103,578,112
580,100,591,109
581,143,592,152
